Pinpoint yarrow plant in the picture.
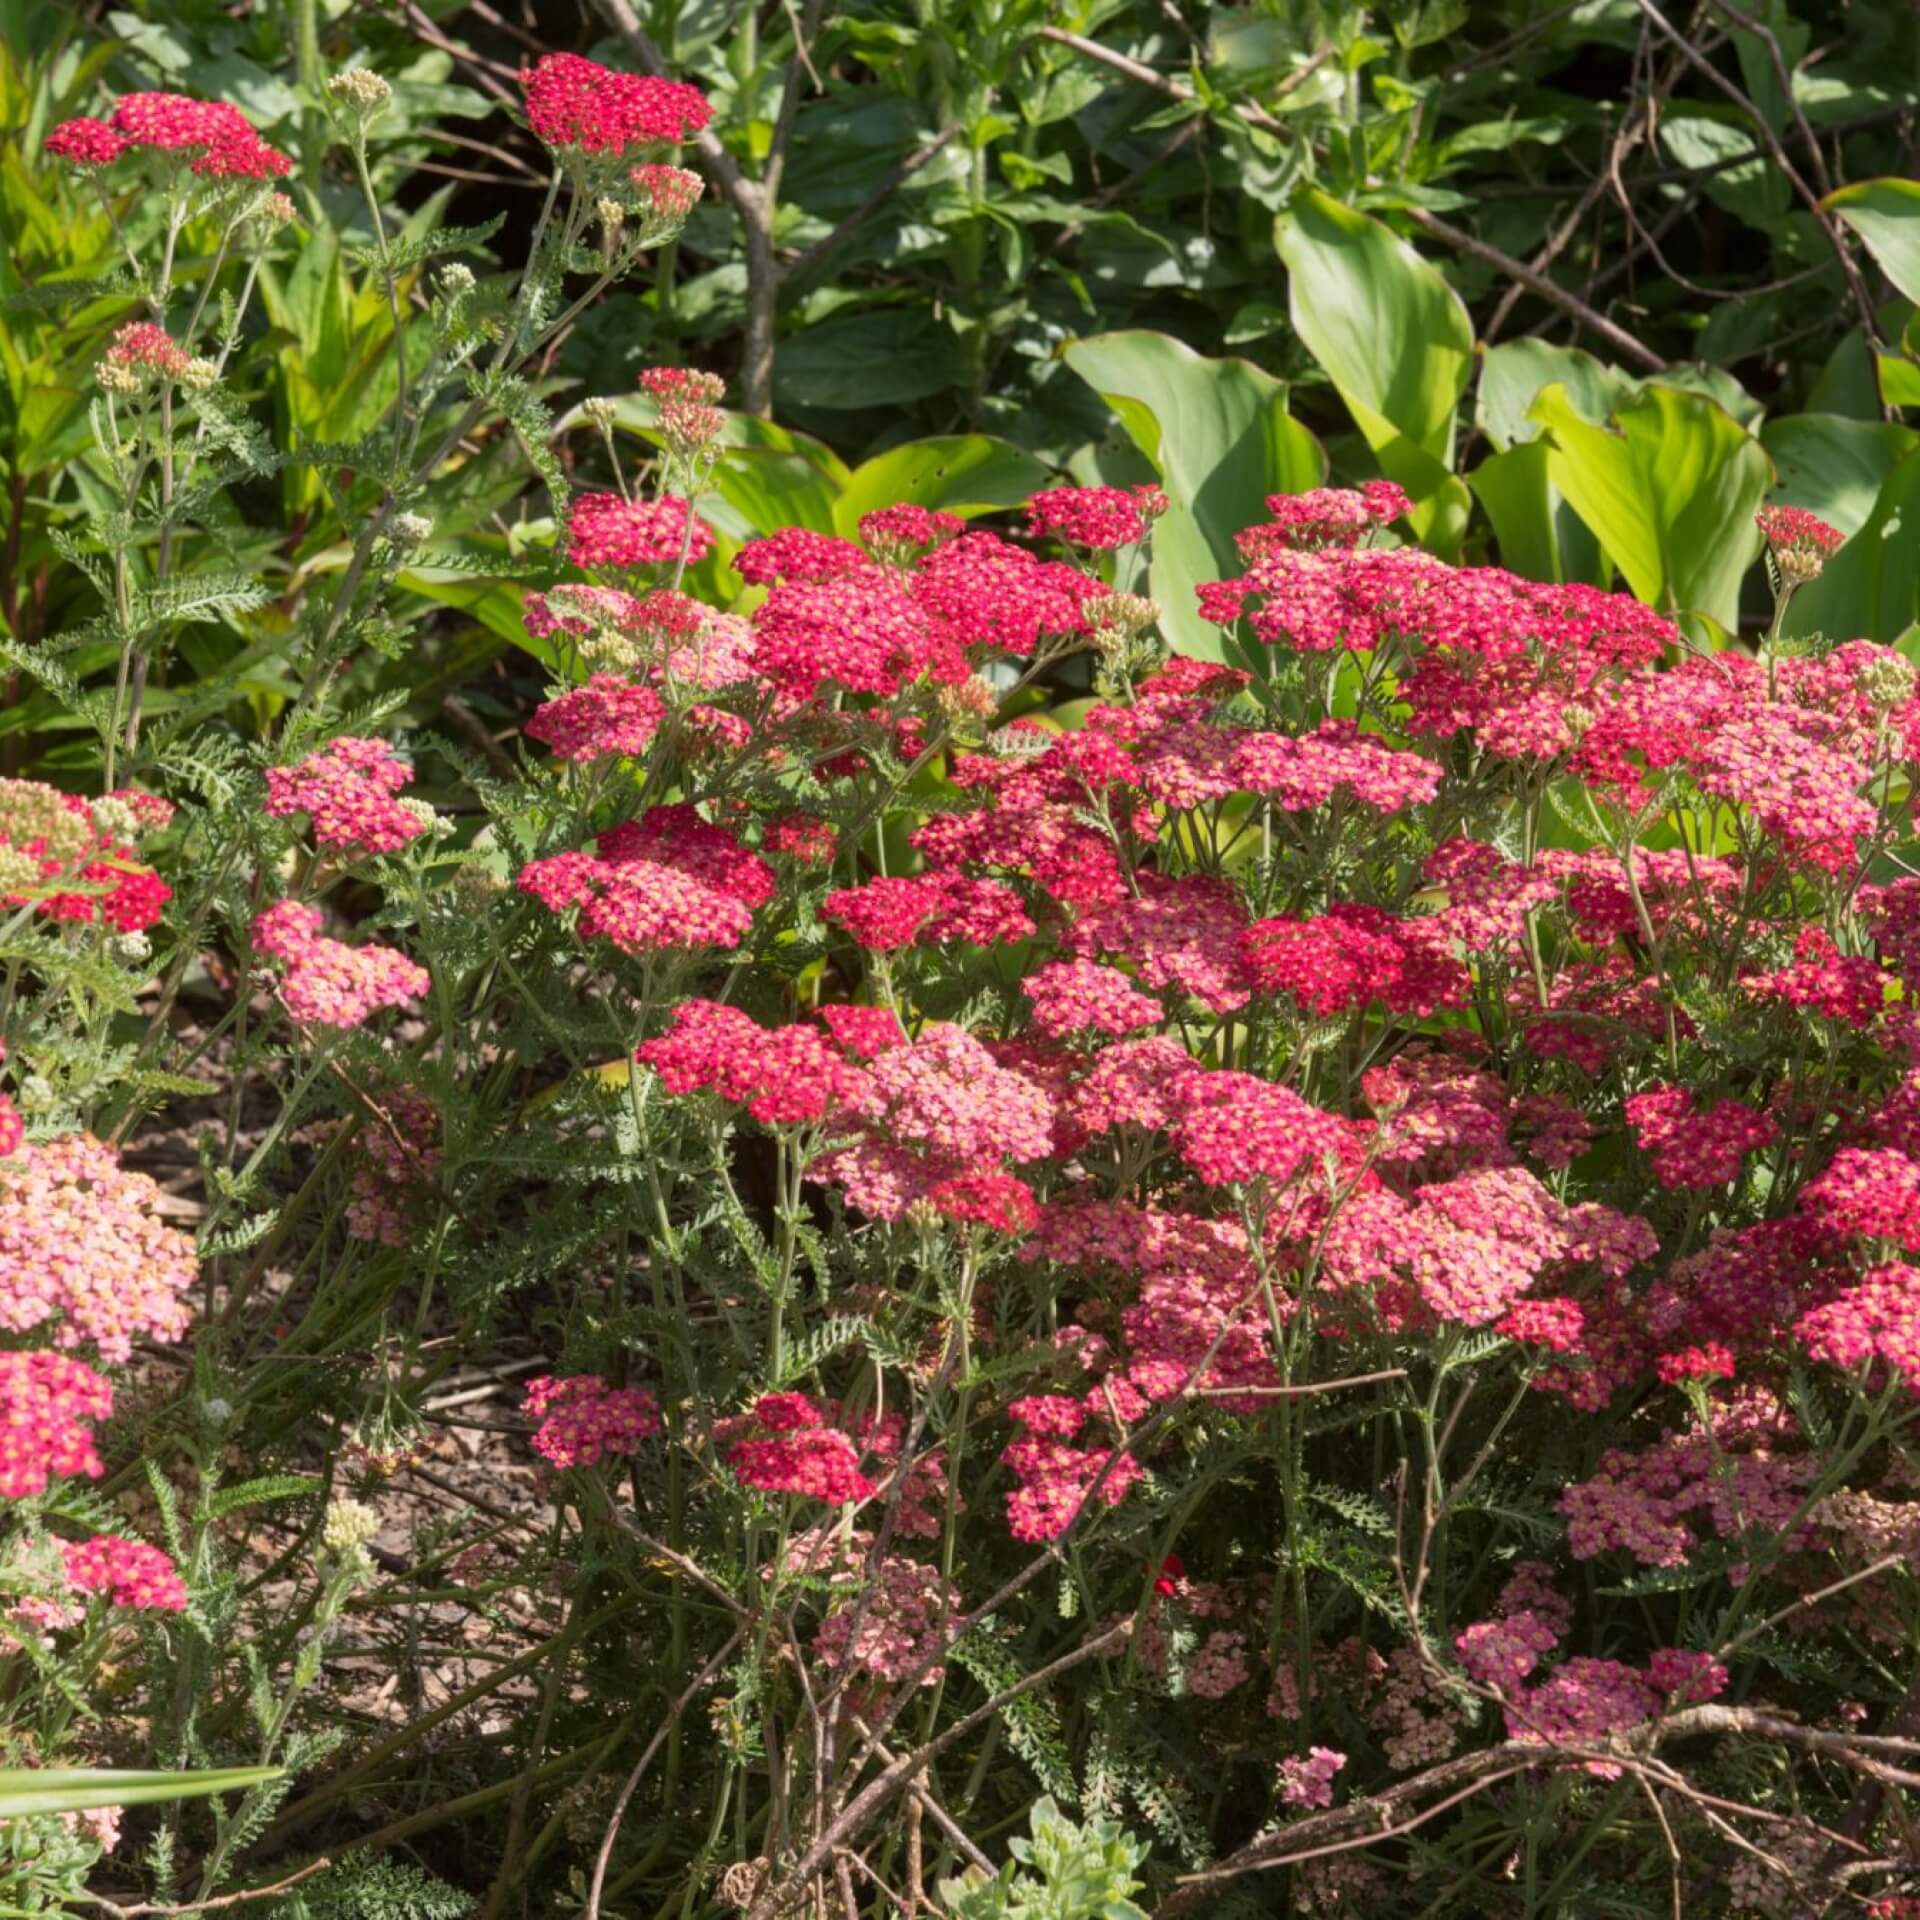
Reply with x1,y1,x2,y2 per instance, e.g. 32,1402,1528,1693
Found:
12,33,1920,1920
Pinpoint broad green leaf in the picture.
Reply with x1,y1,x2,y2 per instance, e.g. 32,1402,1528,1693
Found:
828,436,1053,537
710,448,842,538
1274,186,1474,552
1530,381,1772,625
1786,445,1920,644
1657,112,1785,227
1062,330,1325,663
1469,442,1604,585
1878,353,1920,409
1760,413,1920,535
1824,177,1920,306
0,1766,279,1816
1475,340,1632,452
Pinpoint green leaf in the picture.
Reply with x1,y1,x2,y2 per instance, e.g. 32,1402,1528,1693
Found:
828,436,1053,537
1469,442,1605,585
1529,380,1772,624
0,1766,280,1816
1476,341,1634,453
1760,412,1920,535
1062,329,1325,662
1823,177,1920,306
1274,186,1474,552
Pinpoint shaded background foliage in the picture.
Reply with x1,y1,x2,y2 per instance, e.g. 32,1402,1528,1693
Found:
1,0,1919,759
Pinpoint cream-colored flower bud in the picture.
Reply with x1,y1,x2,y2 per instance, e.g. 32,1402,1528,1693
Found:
580,396,620,431
96,362,141,396
326,68,393,116
389,511,433,547
259,192,297,226
936,674,999,723
180,357,219,391
16,1074,53,1115
1083,591,1159,637
398,796,452,840
1857,650,1917,711
88,796,141,843
321,1497,381,1555
0,848,42,892
437,262,475,297
112,932,152,967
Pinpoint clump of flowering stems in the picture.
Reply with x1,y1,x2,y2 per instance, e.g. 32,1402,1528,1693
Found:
20,45,1920,1920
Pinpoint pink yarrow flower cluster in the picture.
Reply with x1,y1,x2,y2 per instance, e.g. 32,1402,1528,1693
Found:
523,1375,664,1468
62,1535,188,1612
518,806,772,957
0,1352,113,1498
252,901,429,1030
567,493,714,570
0,1134,197,1361
265,738,425,855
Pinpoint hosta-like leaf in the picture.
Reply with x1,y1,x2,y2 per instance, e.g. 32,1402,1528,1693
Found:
1063,329,1324,664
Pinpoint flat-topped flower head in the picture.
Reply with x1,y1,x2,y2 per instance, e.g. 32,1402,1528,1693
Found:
107,92,290,178
523,1375,663,1467
567,492,713,571
1024,484,1166,552
265,737,425,856
251,902,429,1029
0,1134,197,1361
1236,482,1409,556
44,118,129,168
0,1351,113,1499
525,675,665,764
522,53,710,155
62,1536,188,1612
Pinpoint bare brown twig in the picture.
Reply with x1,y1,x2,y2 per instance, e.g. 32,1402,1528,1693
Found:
80,1860,331,1918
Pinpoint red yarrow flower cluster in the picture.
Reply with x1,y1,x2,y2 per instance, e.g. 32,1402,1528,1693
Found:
726,1395,878,1504
44,118,128,168
1624,1086,1778,1190
1024,484,1166,551
525,676,666,763
734,529,871,586
638,1000,870,1127
523,1375,664,1468
927,1171,1041,1236
567,492,714,571
519,807,771,957
522,54,710,155
1236,482,1409,556
95,93,290,179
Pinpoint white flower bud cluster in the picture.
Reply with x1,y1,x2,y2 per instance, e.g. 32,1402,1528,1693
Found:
326,69,393,118
322,1497,382,1559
